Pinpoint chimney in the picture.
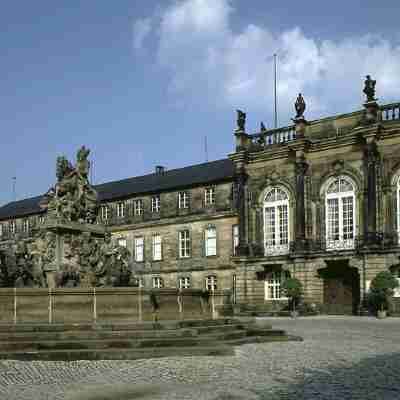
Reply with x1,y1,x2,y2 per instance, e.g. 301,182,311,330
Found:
155,165,165,175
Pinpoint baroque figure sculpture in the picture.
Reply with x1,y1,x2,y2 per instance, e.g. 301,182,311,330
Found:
294,93,306,119
41,146,99,223
363,75,376,103
0,146,132,288
236,109,246,132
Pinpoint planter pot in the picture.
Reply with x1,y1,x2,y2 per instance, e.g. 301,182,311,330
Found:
377,310,387,319
290,311,299,319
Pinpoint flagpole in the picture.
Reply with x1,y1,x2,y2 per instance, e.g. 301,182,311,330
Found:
273,53,278,129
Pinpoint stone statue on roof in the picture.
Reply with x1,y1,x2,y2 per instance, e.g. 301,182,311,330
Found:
236,110,246,132
294,93,306,119
363,75,376,102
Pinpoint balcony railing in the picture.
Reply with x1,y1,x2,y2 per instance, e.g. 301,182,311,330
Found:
381,102,400,121
247,125,296,150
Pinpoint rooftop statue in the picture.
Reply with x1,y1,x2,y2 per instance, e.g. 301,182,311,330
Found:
294,93,306,119
363,75,376,102
236,109,246,132
260,122,267,132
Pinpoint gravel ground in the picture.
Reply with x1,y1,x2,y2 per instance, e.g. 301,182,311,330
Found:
0,316,399,400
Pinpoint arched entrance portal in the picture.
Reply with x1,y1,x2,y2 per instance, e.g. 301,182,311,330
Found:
318,260,360,315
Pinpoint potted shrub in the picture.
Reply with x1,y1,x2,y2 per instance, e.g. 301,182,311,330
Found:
281,277,303,318
368,271,399,318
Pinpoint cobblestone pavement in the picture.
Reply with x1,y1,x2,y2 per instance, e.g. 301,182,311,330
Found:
0,316,399,400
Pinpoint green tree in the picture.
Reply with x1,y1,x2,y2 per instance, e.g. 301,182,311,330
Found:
368,271,399,313
281,277,303,312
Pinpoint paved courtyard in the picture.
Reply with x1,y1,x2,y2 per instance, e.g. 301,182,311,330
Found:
0,316,399,400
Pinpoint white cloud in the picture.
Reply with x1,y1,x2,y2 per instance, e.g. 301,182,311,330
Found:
134,0,400,123
132,18,152,50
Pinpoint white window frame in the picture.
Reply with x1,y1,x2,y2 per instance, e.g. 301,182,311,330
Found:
0,224,3,237
134,199,143,216
206,275,217,291
151,195,160,213
10,220,16,234
265,271,288,300
39,216,45,224
152,276,163,289
178,192,189,209
134,236,144,262
263,187,290,256
179,230,191,258
118,238,127,247
397,178,400,243
179,276,191,289
325,177,356,251
205,226,217,257
101,205,109,220
233,225,239,255
23,219,29,233
205,187,215,205
116,202,125,218
152,234,162,261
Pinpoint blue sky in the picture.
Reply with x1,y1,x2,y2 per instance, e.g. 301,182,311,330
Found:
1,0,400,205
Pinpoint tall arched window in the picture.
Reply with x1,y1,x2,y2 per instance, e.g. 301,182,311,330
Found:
264,187,290,255
397,177,400,241
325,176,356,250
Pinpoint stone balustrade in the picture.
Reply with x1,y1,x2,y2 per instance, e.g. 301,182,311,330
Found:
0,288,231,324
381,102,400,121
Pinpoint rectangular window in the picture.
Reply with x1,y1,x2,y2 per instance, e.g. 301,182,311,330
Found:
118,238,127,247
205,226,217,256
152,276,163,289
151,195,160,213
39,216,45,224
205,187,215,205
179,230,191,258
23,219,29,233
135,237,144,262
179,276,191,289
116,202,125,218
178,192,189,209
233,225,239,255
278,205,288,245
206,275,217,291
265,271,287,300
0,224,3,237
133,199,143,216
152,234,162,261
10,220,16,234
101,205,109,220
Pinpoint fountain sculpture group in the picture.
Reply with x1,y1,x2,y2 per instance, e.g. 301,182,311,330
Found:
0,147,131,289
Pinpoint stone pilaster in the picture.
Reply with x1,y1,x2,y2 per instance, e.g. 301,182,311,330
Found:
363,140,379,244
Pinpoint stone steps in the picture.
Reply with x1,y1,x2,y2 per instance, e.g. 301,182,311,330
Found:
0,318,299,361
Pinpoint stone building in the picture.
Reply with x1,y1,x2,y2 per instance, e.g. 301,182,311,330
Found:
1,79,400,314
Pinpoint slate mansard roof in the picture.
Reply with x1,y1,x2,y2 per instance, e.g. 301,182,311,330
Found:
0,158,235,221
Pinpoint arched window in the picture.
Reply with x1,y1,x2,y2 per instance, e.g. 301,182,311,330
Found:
397,178,400,241
264,187,290,255
325,176,356,250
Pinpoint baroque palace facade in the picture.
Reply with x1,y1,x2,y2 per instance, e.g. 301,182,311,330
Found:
1,78,400,314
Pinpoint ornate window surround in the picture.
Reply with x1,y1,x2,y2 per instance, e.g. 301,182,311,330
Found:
322,175,357,251
262,186,291,256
